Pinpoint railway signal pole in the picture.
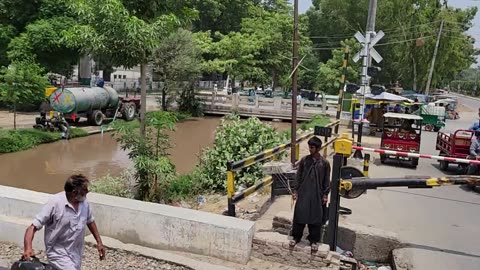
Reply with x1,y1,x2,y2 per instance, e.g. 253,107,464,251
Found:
352,0,382,157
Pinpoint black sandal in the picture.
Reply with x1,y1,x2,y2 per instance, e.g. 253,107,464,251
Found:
311,242,319,253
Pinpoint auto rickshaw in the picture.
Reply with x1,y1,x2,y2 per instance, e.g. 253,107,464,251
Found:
380,113,423,168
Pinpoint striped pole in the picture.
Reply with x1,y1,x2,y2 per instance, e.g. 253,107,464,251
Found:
363,154,370,177
232,176,273,204
352,146,480,165
335,47,350,134
227,162,236,217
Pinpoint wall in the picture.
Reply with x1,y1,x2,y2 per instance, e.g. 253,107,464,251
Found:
0,185,255,264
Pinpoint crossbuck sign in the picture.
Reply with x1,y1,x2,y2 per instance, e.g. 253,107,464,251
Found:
352,30,384,64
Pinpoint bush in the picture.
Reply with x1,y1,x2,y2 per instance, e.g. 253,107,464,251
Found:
90,170,136,199
197,114,285,192
0,128,88,153
300,115,331,131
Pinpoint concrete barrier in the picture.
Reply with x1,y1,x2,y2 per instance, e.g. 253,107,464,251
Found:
0,185,255,264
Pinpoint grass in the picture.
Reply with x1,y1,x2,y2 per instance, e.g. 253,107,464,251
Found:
0,127,88,153
280,114,331,139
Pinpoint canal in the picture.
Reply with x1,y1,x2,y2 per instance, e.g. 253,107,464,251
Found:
0,117,289,193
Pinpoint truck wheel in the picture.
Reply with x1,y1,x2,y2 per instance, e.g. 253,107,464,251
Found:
439,160,449,171
90,110,104,126
411,158,419,168
380,154,386,164
122,102,136,121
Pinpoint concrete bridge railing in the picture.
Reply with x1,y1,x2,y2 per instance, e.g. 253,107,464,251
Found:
195,92,339,114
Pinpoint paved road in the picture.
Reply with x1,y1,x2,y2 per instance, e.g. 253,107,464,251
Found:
342,94,480,269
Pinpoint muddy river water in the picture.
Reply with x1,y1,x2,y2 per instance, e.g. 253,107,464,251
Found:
0,117,289,193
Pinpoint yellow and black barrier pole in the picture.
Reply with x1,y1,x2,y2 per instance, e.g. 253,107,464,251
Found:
227,162,236,217
232,176,273,204
363,154,370,177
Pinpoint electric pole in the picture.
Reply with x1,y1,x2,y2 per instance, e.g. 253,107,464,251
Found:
290,0,299,165
425,20,444,95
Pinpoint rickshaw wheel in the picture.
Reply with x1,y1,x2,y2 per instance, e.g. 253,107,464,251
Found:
433,126,441,132
424,124,433,132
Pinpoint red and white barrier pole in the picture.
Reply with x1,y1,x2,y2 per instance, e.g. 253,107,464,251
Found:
352,146,480,165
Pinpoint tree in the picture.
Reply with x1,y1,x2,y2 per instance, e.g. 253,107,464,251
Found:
241,5,295,89
153,29,202,111
7,17,80,76
114,111,178,202
203,31,262,86
315,39,361,94
64,0,185,137
0,24,15,67
192,0,261,34
0,61,49,129
304,0,477,91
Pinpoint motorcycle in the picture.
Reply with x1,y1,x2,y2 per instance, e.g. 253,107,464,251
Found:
33,112,71,139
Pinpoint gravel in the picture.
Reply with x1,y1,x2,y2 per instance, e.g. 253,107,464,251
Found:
0,242,191,270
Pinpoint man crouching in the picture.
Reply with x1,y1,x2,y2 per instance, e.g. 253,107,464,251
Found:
23,174,105,270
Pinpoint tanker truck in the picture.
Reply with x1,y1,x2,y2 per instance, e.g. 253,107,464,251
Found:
48,86,140,126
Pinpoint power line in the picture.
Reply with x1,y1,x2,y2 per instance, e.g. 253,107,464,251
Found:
375,36,435,47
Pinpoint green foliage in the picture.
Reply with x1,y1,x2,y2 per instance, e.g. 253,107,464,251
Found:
113,111,179,202
177,83,204,117
315,39,361,94
0,24,15,67
0,61,49,128
300,115,331,131
153,28,202,111
7,17,79,76
305,0,478,91
0,127,87,153
163,169,203,202
197,114,285,191
63,0,181,69
90,170,135,199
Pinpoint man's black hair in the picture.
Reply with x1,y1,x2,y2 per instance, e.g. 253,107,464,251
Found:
64,174,90,192
308,136,323,149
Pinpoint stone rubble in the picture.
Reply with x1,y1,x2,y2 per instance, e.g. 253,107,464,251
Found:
0,242,190,270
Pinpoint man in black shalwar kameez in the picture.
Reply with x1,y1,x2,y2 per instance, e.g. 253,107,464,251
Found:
290,136,331,251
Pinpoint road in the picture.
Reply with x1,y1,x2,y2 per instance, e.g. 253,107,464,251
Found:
341,93,480,269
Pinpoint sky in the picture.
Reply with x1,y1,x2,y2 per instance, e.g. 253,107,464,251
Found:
291,0,480,47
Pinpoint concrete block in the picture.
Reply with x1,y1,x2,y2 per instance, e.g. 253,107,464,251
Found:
337,222,402,263
0,215,44,251
392,248,414,270
0,185,255,264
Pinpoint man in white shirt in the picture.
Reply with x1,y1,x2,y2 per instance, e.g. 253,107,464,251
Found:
22,174,105,270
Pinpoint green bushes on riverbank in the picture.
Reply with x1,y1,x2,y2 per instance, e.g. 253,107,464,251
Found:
0,128,88,153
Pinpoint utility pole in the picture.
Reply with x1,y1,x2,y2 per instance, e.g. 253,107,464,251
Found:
356,0,377,156
290,0,299,165
425,20,444,95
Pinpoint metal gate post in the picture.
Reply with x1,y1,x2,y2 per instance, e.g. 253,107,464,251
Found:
363,154,370,177
227,161,236,217
327,153,343,251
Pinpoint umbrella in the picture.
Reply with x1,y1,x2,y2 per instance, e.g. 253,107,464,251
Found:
365,92,413,102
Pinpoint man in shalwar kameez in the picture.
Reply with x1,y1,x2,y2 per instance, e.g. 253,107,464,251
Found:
290,136,331,252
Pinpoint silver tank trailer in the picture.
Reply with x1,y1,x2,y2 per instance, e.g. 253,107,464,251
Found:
49,86,119,114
